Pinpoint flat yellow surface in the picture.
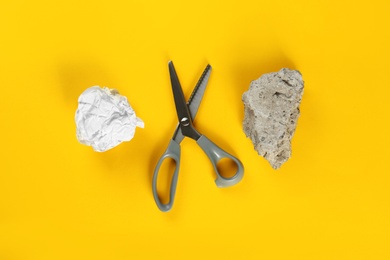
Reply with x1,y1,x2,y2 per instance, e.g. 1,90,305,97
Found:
1,0,390,259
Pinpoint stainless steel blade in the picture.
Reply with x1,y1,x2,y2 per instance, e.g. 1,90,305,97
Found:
169,61,201,140
172,64,212,144
187,64,212,121
169,61,191,123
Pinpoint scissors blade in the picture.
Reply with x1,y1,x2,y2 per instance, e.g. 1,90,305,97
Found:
169,61,192,123
170,63,212,144
187,64,212,121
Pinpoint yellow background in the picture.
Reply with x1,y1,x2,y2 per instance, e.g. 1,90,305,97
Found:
1,0,389,259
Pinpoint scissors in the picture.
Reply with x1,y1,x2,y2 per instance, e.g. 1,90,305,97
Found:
152,61,244,212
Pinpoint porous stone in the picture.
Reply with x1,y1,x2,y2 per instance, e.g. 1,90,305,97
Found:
242,68,304,169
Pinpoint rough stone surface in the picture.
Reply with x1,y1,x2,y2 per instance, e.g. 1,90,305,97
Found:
242,68,304,169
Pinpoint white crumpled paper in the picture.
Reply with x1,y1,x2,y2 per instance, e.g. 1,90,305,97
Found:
75,86,144,152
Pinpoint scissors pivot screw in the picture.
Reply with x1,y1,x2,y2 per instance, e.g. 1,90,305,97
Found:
180,117,190,126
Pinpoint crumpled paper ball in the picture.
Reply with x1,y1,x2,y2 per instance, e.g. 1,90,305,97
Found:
75,86,144,152
242,68,303,169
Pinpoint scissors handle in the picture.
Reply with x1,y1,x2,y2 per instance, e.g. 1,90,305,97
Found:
152,139,181,212
197,135,244,187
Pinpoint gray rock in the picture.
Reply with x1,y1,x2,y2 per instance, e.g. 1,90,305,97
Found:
242,68,304,169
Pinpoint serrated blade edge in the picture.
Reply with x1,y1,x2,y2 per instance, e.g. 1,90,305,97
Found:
187,64,212,121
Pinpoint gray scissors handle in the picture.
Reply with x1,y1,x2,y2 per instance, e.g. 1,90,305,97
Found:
152,139,181,212
197,135,244,187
